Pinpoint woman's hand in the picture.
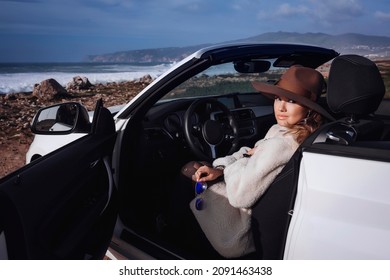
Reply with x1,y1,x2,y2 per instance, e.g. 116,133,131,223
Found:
193,165,223,182
246,147,257,156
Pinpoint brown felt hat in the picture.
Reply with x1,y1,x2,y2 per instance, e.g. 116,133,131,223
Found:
252,65,334,120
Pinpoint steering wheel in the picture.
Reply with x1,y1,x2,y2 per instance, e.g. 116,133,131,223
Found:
184,98,239,161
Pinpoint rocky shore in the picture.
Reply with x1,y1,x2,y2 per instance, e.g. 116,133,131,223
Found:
0,76,152,178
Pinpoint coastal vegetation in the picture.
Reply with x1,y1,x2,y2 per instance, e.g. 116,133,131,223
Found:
377,60,390,98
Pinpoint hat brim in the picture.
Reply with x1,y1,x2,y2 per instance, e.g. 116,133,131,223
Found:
252,81,335,121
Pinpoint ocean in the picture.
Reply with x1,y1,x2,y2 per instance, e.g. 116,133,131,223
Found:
0,62,175,94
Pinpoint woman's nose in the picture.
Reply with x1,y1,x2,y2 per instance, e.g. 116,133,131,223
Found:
279,101,287,111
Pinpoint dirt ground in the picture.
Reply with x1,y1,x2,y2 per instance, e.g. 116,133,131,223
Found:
0,133,33,178
0,79,149,179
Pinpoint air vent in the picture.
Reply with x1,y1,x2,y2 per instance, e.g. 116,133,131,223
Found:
233,109,254,120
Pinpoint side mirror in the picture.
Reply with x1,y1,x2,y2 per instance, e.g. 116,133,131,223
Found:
31,102,91,134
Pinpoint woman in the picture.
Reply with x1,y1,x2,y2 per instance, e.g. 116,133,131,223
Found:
174,65,331,259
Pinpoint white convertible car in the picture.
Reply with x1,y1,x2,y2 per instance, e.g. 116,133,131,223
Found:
1,43,389,260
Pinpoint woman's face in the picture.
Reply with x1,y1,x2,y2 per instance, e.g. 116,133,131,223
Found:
273,96,310,127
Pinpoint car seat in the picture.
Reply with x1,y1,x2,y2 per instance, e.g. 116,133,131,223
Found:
323,54,385,144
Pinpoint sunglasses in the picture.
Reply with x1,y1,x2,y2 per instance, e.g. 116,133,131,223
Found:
194,181,207,210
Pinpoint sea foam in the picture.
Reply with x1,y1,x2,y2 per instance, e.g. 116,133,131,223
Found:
0,63,173,94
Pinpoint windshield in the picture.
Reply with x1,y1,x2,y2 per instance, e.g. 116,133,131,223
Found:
162,60,285,101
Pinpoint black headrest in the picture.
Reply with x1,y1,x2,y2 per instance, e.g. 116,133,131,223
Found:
327,54,385,115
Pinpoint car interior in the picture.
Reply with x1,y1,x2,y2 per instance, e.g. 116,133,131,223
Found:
116,94,276,259
113,54,389,259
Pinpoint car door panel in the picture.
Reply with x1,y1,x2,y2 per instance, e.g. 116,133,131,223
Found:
0,106,117,260
284,150,390,259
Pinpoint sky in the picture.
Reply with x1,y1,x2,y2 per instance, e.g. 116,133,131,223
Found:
1,0,390,62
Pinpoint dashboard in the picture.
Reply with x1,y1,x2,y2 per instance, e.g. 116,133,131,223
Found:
140,93,275,160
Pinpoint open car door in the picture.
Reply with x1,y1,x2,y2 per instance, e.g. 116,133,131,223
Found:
0,100,117,259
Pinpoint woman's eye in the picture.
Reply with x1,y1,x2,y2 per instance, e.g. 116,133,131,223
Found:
288,99,296,103
274,96,282,101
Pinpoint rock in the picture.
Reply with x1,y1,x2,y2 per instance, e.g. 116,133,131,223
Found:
66,76,94,91
138,74,153,84
32,78,70,101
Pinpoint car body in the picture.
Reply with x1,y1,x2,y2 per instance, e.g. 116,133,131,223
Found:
1,43,390,260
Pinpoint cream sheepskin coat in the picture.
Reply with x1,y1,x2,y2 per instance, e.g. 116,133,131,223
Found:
190,124,300,258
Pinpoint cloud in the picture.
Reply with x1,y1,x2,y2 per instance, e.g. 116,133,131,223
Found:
256,2,312,21
230,0,256,11
308,0,364,21
275,3,309,17
375,11,390,20
256,0,364,22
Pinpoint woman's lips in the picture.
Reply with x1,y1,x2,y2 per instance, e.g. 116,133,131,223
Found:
277,114,288,120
